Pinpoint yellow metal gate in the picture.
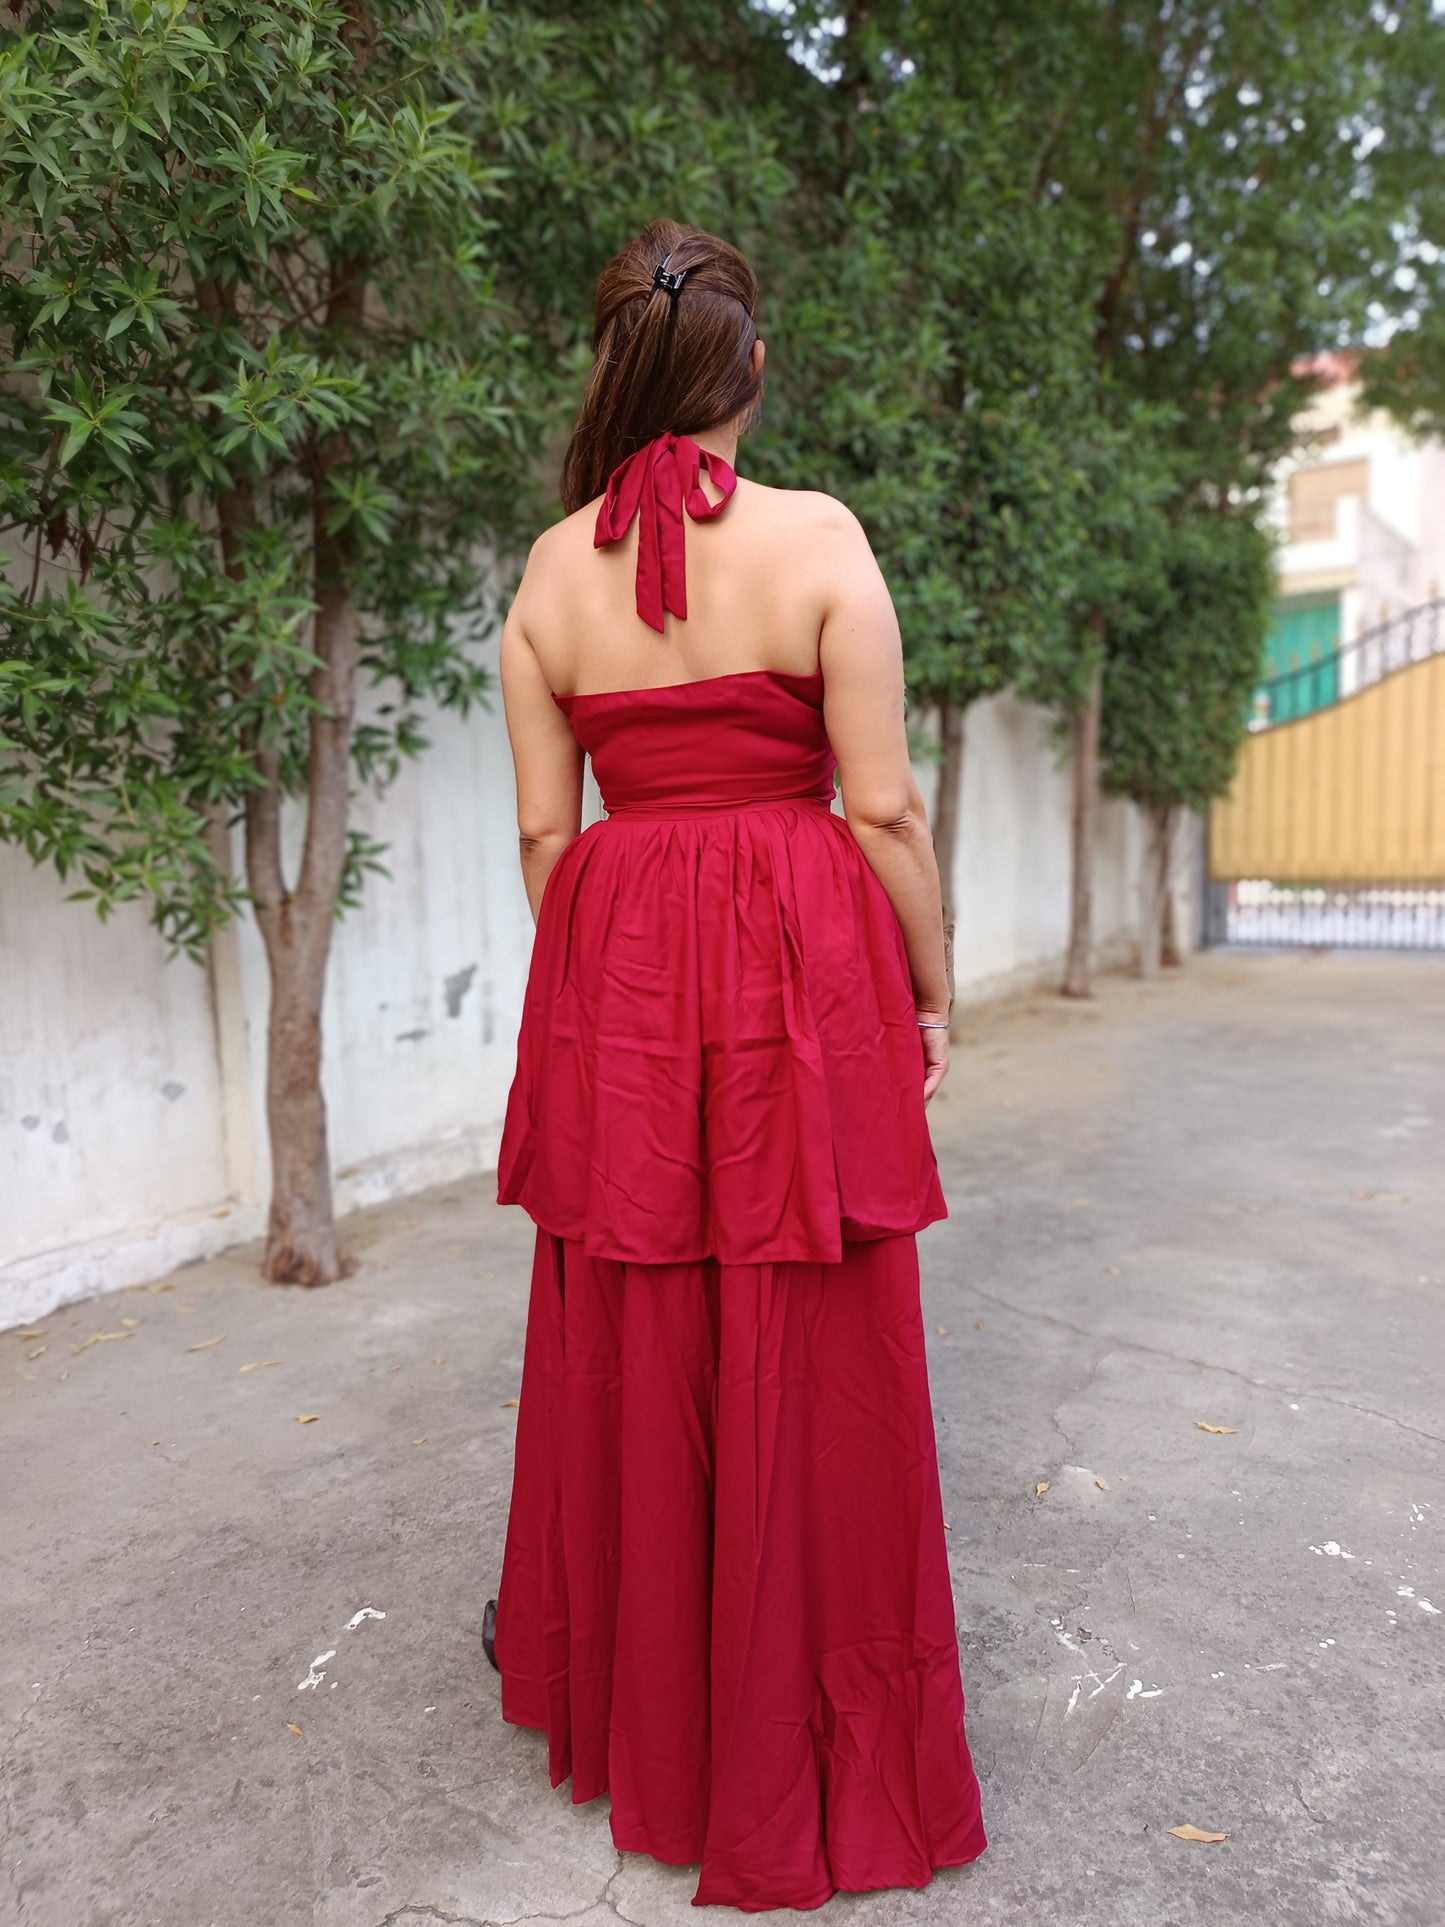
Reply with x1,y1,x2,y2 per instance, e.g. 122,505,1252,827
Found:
1208,601,1445,947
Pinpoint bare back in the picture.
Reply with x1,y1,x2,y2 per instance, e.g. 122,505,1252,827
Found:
499,445,950,1041
515,476,844,698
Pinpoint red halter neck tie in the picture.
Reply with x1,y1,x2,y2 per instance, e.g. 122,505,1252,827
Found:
594,431,738,633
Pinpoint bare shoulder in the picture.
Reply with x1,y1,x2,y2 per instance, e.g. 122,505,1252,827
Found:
735,478,868,544
526,499,598,569
511,500,598,617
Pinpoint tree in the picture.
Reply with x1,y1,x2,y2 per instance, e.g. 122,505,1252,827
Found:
740,4,1106,999
991,0,1445,994
1099,505,1275,973
0,0,788,1284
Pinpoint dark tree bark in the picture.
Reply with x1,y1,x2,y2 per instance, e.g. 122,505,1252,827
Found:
930,699,967,1012
1161,840,1185,969
1139,801,1173,979
1061,643,1104,998
244,258,367,1285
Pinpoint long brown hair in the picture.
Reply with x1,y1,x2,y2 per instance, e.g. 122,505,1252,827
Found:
560,219,762,514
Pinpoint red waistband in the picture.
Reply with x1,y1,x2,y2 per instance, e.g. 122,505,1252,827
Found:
602,794,836,822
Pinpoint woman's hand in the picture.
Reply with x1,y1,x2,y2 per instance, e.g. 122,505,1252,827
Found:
917,1008,950,1104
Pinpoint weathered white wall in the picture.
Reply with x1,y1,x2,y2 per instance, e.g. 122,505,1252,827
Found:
2,679,1161,1327
922,691,1159,1006
226,687,537,1210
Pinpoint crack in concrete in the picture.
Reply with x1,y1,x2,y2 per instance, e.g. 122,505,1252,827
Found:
1049,1343,1113,1466
1301,1393,1445,1452
1294,1779,1327,1826
960,1280,1445,1452
376,1909,491,1927
0,1639,91,1927
378,1853,631,1927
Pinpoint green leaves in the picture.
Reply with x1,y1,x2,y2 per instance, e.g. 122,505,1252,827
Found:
1100,508,1276,813
5,0,1442,963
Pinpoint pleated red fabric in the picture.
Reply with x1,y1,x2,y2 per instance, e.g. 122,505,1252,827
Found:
494,1232,988,1912
496,671,948,1264
493,432,986,1910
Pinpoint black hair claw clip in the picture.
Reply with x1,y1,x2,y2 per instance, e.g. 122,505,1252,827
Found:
652,252,690,299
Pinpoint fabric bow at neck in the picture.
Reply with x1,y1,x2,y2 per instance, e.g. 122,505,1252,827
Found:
595,431,738,633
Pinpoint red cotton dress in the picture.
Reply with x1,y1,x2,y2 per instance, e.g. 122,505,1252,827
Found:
493,431,988,1912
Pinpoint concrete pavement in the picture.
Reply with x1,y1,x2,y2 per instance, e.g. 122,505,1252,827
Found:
2,952,1442,1927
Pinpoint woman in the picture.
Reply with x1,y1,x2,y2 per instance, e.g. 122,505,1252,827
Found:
488,219,987,1912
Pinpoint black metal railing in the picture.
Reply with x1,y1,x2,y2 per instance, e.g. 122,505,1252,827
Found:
1210,595,1445,951
1249,596,1445,731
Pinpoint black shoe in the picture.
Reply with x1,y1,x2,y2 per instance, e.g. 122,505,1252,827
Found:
482,1597,499,1672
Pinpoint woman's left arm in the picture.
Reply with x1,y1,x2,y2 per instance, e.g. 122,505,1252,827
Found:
499,585,584,923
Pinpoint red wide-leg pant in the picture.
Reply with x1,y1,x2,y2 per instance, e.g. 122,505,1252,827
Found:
494,1229,987,1912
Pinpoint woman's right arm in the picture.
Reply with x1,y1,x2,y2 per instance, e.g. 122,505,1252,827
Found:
815,501,952,1101
499,550,586,923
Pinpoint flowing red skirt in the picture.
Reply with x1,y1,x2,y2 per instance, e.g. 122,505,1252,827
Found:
494,1228,987,1911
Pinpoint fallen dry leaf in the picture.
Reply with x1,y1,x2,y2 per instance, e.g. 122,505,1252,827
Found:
412,1438,427,1446
1106,1266,1121,1277
934,1325,950,1336
17,1328,46,1340
1168,1824,1228,1844
119,1317,140,1329
174,1304,197,1314
296,1414,320,1424
1094,1478,1108,1490
943,1520,952,1530
187,1337,225,1353
286,1723,303,1737
1034,1479,1051,1498
433,1357,446,1366
501,1398,520,1409
26,1345,46,1361
72,1331,133,1353
1195,1421,1237,1435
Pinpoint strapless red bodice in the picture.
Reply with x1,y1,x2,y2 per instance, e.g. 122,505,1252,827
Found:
496,668,947,1264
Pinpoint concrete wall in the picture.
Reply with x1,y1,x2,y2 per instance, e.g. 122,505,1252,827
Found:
925,691,1157,1005
2,679,1162,1328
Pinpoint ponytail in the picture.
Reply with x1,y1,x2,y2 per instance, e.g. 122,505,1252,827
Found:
560,219,762,514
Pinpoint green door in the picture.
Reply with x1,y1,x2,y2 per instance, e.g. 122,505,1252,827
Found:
1260,597,1341,722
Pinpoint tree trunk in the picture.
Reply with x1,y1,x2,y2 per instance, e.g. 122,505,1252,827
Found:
930,700,967,1012
1139,801,1172,979
261,921,339,1282
202,252,364,1283
1061,643,1104,998
244,259,365,1285
1161,811,1185,967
